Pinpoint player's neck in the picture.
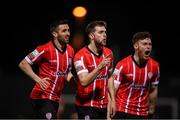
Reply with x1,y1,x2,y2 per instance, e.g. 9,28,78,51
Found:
88,43,102,56
133,54,140,65
133,54,147,66
54,39,66,52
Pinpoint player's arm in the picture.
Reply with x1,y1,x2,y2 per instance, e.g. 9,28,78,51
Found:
107,75,116,119
78,54,111,86
66,71,73,82
57,97,64,119
149,65,160,118
18,59,50,90
148,85,158,116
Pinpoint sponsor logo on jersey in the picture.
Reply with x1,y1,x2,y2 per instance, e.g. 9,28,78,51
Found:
130,84,146,89
50,71,66,76
57,71,66,76
95,75,107,80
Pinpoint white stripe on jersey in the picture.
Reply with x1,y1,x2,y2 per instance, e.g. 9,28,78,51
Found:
91,53,97,107
50,49,59,100
125,61,136,113
65,50,68,72
101,54,108,108
137,65,147,115
25,56,33,65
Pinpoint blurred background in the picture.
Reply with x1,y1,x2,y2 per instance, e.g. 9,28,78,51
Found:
0,0,179,119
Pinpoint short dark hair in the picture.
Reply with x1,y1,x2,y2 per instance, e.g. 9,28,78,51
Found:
50,19,69,33
132,32,152,45
86,20,107,35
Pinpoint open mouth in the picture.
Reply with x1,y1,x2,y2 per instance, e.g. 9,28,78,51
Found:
145,51,150,55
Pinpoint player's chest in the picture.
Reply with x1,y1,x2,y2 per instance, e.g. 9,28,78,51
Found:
123,66,153,85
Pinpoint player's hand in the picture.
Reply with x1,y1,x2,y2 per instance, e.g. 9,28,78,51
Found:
107,99,116,119
98,54,111,70
107,99,111,120
38,77,50,90
148,104,155,119
110,100,116,118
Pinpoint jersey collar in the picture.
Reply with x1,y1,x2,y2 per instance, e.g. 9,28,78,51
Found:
52,40,67,54
86,46,103,58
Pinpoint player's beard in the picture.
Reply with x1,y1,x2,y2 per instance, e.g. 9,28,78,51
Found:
57,35,69,45
95,39,106,47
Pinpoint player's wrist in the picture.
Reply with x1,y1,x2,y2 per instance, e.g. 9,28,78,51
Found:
97,65,104,71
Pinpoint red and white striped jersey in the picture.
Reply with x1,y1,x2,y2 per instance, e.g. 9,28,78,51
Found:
74,46,113,108
25,41,74,102
113,55,160,116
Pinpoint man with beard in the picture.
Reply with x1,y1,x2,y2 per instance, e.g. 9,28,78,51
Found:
111,32,160,119
19,19,74,119
73,20,116,119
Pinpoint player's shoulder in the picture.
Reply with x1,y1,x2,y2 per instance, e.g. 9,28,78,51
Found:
35,41,52,51
116,55,131,67
103,47,113,53
149,57,159,66
67,44,74,50
74,46,88,58
67,44,74,53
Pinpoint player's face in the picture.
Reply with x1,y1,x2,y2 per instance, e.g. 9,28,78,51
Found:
56,24,70,44
135,38,152,60
93,26,107,46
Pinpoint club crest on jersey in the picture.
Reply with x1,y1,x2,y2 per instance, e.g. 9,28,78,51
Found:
148,72,153,79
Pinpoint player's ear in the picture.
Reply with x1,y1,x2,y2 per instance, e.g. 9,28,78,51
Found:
52,31,58,37
133,43,138,49
89,33,94,40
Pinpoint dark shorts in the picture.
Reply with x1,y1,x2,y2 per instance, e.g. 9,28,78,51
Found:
114,111,148,119
31,99,59,119
76,105,107,119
